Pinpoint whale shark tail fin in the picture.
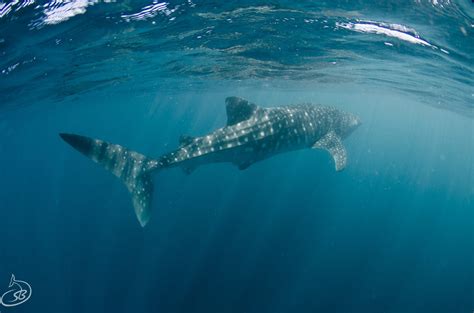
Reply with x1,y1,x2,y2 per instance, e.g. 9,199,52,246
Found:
59,133,159,227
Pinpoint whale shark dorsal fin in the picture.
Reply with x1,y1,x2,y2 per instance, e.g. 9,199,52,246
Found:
225,97,258,126
179,135,195,146
313,131,347,171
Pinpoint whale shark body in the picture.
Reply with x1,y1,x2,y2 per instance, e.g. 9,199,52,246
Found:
60,97,361,226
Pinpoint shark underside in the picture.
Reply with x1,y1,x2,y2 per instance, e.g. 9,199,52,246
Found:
60,97,361,226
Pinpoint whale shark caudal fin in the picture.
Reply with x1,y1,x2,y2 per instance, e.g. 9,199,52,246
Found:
59,133,159,227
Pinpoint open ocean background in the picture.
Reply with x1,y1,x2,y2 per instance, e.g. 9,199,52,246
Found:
0,1,473,312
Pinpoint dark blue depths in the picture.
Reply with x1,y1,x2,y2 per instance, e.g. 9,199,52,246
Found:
0,0,473,312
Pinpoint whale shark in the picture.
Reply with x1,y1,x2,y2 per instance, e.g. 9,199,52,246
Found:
60,97,361,226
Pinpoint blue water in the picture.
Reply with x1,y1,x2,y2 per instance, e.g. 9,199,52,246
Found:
0,1,473,313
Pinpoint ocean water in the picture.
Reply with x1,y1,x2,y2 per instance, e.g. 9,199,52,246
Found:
0,1,473,313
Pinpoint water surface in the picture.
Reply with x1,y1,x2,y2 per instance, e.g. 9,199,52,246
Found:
0,1,473,313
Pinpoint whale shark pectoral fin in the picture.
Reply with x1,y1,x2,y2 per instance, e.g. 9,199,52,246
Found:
236,161,253,170
313,131,347,171
181,164,196,175
225,97,258,126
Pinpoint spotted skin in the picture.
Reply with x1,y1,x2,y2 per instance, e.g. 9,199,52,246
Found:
158,99,361,172
60,97,361,227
